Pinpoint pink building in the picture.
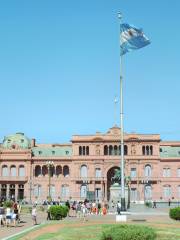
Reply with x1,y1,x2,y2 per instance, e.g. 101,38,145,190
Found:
0,126,180,203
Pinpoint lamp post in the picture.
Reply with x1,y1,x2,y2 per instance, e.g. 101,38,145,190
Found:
46,161,54,200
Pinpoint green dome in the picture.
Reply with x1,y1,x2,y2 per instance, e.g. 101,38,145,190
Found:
2,133,31,149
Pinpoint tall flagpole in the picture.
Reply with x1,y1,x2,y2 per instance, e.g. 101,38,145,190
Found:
118,12,126,211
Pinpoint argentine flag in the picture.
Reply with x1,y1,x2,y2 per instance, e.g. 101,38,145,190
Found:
120,23,150,55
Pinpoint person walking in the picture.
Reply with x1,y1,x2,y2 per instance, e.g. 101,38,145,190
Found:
32,205,37,225
0,203,5,227
47,203,51,220
117,201,121,215
152,200,157,208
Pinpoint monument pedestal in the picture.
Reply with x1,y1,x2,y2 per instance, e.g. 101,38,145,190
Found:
110,183,129,208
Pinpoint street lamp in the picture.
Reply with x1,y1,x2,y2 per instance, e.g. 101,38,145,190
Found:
46,161,54,200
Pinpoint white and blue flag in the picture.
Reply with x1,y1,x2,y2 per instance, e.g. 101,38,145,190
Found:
120,23,150,55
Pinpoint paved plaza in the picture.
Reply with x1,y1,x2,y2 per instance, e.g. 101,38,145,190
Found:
0,204,179,240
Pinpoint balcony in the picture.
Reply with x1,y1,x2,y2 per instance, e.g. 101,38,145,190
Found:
0,176,28,182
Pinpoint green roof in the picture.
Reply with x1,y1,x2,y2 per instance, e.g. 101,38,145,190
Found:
32,146,72,157
2,133,31,149
160,146,180,158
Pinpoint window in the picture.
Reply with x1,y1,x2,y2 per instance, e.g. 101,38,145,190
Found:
35,166,41,177
2,165,8,177
144,165,152,177
104,145,108,155
50,185,55,198
160,148,162,152
130,168,137,178
95,168,101,178
52,151,55,155
34,185,42,197
10,166,16,177
124,145,128,155
38,151,42,155
163,168,171,177
80,165,87,178
80,185,87,198
56,166,62,176
63,166,69,177
177,168,180,177
95,188,102,200
79,146,82,155
65,151,69,155
19,165,25,177
163,185,171,198
144,185,152,200
131,188,137,201
61,185,70,198
178,186,180,198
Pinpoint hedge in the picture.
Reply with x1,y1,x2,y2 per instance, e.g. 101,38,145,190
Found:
101,224,156,240
169,207,180,220
49,205,69,220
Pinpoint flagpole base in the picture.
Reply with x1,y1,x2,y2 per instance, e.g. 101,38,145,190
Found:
121,197,126,211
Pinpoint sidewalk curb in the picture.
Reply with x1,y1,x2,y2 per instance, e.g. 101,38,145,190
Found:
2,221,46,240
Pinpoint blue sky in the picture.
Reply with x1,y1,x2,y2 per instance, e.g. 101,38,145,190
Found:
0,0,179,143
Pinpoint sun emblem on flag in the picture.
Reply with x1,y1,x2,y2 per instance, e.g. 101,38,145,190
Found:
128,30,133,36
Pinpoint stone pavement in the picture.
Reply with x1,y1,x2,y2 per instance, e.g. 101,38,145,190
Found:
0,211,47,240
0,204,174,240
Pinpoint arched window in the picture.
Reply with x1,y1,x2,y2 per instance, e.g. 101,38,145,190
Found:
142,146,145,155
163,167,171,177
144,164,152,177
146,146,149,155
118,145,121,155
86,146,89,155
144,185,152,200
104,145,108,155
61,185,70,198
10,165,16,177
56,165,62,177
35,165,41,177
83,146,86,155
42,165,48,176
114,145,118,155
50,166,55,177
150,146,153,155
2,165,8,177
80,165,87,178
19,165,25,177
80,184,87,198
124,145,128,155
79,146,82,156
63,165,69,177
109,145,113,155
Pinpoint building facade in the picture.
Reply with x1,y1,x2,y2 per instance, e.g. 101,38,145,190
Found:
0,126,180,203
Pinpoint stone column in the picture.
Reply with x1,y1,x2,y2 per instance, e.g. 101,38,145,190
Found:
15,184,18,201
6,184,9,200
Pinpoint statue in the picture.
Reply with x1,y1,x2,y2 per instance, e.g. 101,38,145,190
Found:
111,169,131,186
111,169,121,185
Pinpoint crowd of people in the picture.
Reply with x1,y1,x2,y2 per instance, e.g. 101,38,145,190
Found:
0,199,121,227
0,201,21,227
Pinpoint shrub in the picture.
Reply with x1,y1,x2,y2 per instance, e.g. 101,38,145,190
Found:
101,224,156,240
3,201,13,208
169,207,180,220
49,205,69,220
145,201,152,208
